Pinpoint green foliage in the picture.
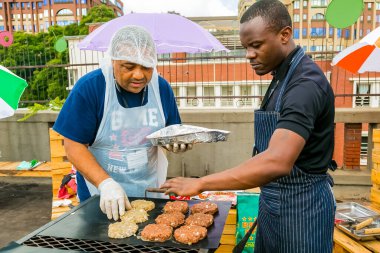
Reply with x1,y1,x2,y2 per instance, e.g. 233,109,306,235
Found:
17,97,66,122
0,4,116,106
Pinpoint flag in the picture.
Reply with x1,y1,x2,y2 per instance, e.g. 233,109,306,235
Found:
0,65,28,119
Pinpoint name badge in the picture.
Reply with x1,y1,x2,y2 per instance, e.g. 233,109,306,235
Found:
126,149,148,169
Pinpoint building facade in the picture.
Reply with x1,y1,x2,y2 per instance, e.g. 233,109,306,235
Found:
0,0,123,33
239,0,380,52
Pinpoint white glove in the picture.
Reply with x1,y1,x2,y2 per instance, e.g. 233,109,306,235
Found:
98,178,131,221
165,143,193,153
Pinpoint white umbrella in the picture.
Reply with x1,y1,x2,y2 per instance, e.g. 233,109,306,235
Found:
332,26,380,73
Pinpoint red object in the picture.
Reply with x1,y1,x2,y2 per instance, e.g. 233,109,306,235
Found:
0,31,14,47
58,172,77,199
169,195,191,200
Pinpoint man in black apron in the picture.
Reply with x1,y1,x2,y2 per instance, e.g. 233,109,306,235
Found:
162,0,335,252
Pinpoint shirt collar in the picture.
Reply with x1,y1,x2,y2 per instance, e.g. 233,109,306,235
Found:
272,46,301,81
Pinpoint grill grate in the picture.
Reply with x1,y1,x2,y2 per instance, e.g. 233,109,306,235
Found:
22,235,202,253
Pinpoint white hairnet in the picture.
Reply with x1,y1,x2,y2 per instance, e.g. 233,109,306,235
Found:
107,25,157,68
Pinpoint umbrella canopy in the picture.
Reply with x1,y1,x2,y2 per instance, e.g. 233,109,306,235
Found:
332,26,380,74
0,66,28,119
78,13,229,54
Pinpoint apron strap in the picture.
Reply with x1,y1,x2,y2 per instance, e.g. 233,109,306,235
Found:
275,48,305,112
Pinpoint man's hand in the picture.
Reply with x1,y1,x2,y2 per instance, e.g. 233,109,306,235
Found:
164,143,193,153
160,177,203,197
98,178,132,221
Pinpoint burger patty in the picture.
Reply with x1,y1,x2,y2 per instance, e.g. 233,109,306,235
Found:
155,212,185,228
120,208,149,223
108,221,138,239
163,201,189,214
185,213,214,227
131,199,155,211
141,224,173,242
190,201,218,215
174,225,208,245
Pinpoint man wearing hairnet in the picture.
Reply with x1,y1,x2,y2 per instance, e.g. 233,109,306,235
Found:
53,26,191,221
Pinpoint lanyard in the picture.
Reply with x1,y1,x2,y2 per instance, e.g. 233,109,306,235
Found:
114,79,147,108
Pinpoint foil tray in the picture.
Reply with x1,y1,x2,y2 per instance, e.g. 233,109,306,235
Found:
337,218,380,241
335,202,379,222
146,124,230,146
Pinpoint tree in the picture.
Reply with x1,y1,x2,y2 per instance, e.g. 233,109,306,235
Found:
0,4,116,104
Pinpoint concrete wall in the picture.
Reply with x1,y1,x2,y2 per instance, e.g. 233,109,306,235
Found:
2,108,380,200
2,108,380,169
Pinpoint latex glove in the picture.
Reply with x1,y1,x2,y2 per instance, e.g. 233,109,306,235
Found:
98,178,132,221
165,143,193,153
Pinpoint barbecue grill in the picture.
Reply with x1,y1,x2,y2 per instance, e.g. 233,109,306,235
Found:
0,196,231,253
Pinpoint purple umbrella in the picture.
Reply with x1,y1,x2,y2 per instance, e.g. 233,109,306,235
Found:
78,13,229,54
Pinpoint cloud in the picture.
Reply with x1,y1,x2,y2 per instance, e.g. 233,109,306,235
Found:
123,0,238,17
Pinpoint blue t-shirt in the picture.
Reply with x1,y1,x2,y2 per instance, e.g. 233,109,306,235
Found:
53,68,181,201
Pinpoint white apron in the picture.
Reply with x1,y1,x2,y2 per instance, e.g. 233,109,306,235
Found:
85,58,168,198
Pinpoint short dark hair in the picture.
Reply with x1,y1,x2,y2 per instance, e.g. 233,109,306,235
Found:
240,0,292,33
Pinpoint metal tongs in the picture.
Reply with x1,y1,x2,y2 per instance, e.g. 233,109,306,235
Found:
144,187,167,198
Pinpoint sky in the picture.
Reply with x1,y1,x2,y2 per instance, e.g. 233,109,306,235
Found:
122,0,239,17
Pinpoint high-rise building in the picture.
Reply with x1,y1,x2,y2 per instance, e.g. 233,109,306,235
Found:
238,0,380,52
0,0,123,33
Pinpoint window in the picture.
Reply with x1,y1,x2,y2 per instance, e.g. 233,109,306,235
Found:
355,82,370,107
377,15,380,23
337,28,342,38
360,16,363,22
367,15,372,22
303,0,308,7
302,45,307,51
367,29,371,35
221,86,234,106
294,1,300,9
171,87,180,107
203,87,215,107
0,26,4,31
302,28,307,37
360,132,368,166
311,0,327,7
303,14,307,20
56,9,73,16
377,3,380,10
329,27,334,37
360,29,363,37
336,45,344,51
240,86,252,106
294,28,300,39
0,3,2,9
0,15,3,21
345,29,350,39
293,14,300,22
310,27,326,36
311,13,324,20
186,87,196,107
368,3,372,10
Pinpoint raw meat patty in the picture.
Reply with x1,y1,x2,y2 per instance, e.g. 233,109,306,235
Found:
174,225,207,245
185,213,214,227
155,212,185,228
163,201,189,214
141,224,173,242
190,202,218,215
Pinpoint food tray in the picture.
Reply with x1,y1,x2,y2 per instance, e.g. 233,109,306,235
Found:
146,124,230,146
337,218,380,241
335,202,379,222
